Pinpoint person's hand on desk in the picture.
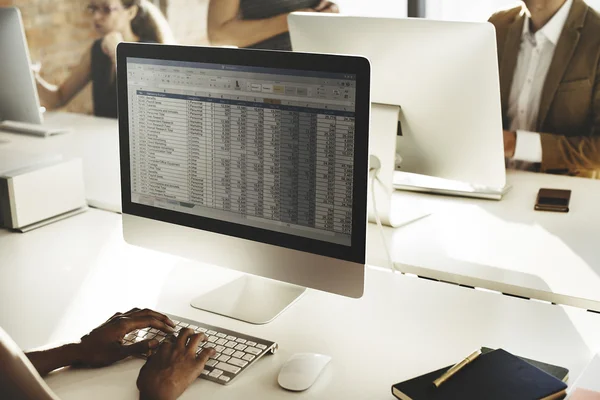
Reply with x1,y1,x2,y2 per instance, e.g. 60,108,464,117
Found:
137,328,216,400
503,130,517,158
26,308,176,376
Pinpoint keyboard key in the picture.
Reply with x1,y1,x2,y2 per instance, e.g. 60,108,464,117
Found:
226,335,236,341
224,341,237,348
215,362,241,374
215,345,225,353
178,322,189,327
216,338,228,346
246,347,261,355
246,341,257,347
234,344,247,351
218,376,231,383
229,357,248,368
188,325,199,331
256,344,267,350
207,330,217,335
233,351,245,359
198,328,207,333
208,336,218,343
216,333,227,339
218,355,231,363
235,338,247,344
242,354,255,362
206,359,218,367
175,326,183,332
209,369,223,378
149,328,159,334
201,370,209,376
205,343,216,349
223,348,235,356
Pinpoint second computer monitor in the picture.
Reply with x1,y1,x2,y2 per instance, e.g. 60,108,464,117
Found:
289,14,506,190
0,7,43,125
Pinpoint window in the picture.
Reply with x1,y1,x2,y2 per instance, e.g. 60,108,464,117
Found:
426,0,600,22
336,0,408,17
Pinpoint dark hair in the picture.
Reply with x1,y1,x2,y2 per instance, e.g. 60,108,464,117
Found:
122,0,174,43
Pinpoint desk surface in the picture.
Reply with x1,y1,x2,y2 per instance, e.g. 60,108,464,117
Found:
1,208,600,399
2,112,600,311
0,112,121,212
368,170,600,311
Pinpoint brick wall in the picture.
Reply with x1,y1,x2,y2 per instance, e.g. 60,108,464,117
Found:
1,0,210,115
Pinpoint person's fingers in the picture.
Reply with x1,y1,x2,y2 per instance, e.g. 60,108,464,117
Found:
313,0,332,11
176,328,195,351
123,339,160,357
121,316,176,334
123,307,141,315
186,333,206,354
130,309,176,328
322,3,339,13
196,347,217,368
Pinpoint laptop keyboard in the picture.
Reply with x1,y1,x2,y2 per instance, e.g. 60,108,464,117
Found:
122,313,277,385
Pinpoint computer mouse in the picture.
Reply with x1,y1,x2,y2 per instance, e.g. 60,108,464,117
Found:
277,353,332,392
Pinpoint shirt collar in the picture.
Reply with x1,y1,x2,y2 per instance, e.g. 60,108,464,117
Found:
522,0,573,45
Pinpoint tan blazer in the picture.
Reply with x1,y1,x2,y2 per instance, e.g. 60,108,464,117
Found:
489,0,600,177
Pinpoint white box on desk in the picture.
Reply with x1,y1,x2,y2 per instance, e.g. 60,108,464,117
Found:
0,155,86,231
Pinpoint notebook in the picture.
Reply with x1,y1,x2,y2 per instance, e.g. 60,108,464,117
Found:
481,347,569,382
392,349,567,400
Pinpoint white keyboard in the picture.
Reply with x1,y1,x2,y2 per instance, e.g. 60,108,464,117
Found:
0,120,67,137
122,313,277,385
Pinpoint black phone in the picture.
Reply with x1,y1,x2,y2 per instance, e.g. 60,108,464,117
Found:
535,188,571,212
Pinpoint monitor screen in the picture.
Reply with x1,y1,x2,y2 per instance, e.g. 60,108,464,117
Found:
126,58,357,246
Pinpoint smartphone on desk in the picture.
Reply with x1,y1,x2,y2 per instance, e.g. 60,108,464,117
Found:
535,188,571,212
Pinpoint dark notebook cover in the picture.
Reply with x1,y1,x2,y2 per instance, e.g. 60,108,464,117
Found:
391,349,567,400
481,347,569,382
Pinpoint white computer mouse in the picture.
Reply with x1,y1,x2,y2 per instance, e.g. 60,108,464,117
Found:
277,353,332,392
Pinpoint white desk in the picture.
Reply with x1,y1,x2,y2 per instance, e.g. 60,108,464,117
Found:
2,112,600,310
0,112,121,212
368,171,600,311
1,208,600,399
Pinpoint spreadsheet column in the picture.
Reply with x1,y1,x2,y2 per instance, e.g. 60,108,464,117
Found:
246,107,265,218
297,112,317,228
188,99,206,206
213,103,232,211
280,110,299,225
146,95,189,202
315,114,337,231
203,101,215,208
230,105,248,215
334,116,354,234
263,109,281,221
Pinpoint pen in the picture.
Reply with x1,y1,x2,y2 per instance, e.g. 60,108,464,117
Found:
433,349,482,388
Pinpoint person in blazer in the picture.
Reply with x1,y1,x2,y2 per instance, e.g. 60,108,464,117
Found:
489,0,600,178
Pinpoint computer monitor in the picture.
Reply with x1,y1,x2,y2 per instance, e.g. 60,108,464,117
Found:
289,14,507,215
117,43,370,324
0,7,43,125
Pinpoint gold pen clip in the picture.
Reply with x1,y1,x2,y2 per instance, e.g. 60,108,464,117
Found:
433,349,482,388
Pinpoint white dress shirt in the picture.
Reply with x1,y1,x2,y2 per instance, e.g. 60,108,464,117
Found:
507,0,573,163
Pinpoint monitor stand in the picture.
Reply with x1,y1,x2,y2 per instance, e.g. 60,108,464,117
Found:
190,275,306,325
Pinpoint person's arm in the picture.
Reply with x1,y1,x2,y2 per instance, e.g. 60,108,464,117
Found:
25,308,175,377
137,328,215,400
207,0,338,48
35,48,92,110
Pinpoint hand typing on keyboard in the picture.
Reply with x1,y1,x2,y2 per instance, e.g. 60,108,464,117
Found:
76,308,176,368
137,328,216,400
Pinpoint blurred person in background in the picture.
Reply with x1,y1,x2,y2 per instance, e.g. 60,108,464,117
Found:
35,0,174,119
208,0,339,50
490,0,600,177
